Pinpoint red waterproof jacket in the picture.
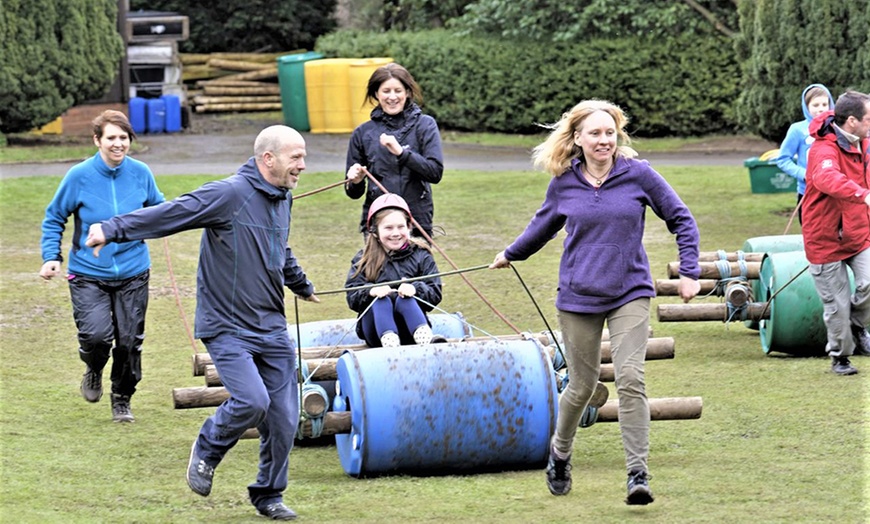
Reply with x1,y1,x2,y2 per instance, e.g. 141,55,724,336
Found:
802,110,870,264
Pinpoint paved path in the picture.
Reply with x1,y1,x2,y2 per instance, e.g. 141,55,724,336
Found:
1,130,763,179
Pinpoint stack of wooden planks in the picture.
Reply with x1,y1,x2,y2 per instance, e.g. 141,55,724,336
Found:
181,51,302,113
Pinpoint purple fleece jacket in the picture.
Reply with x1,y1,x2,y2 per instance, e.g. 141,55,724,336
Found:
505,155,700,314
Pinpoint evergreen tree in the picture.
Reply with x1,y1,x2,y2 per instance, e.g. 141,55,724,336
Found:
736,0,870,141
0,0,123,134
129,0,337,53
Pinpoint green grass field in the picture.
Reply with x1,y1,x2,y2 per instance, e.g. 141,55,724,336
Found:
1,162,867,523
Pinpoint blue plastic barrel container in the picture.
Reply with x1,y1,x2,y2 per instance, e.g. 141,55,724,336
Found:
161,95,182,132
333,339,558,477
288,313,471,347
128,97,147,135
146,98,166,134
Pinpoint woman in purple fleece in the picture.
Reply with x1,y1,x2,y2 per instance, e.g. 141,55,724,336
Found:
490,100,701,504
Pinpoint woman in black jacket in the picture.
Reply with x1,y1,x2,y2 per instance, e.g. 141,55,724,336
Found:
345,194,443,347
345,63,444,238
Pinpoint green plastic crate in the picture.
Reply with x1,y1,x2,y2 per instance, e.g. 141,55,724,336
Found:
744,157,796,194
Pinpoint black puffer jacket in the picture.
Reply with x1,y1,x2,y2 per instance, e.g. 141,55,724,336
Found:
345,103,444,235
345,243,442,338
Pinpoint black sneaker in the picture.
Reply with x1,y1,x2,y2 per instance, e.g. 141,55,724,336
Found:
110,394,135,423
545,446,572,496
81,366,103,403
430,334,449,344
186,441,214,497
257,502,297,521
831,356,858,376
852,326,870,356
626,469,654,505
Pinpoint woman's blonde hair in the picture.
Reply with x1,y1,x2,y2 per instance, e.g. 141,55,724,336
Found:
353,208,431,282
532,99,633,176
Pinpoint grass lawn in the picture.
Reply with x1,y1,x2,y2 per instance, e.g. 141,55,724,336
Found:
1,162,867,523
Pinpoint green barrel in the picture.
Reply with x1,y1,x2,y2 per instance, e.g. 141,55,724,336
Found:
757,251,829,356
277,51,324,132
741,235,805,330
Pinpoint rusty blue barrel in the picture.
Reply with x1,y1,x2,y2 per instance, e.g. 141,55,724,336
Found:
333,339,558,477
758,251,832,356
742,235,805,330
289,312,471,347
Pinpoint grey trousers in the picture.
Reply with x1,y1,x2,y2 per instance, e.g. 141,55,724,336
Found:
808,247,870,357
554,298,651,473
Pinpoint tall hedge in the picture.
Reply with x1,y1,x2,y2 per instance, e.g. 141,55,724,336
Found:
0,0,123,134
735,0,870,142
316,30,740,136
129,0,337,53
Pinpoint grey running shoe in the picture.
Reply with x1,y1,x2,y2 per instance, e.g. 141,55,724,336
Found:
110,394,135,423
545,446,572,496
626,469,654,505
186,441,214,497
81,366,103,403
257,502,297,520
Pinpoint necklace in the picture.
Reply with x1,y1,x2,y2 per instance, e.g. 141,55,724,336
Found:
585,163,612,186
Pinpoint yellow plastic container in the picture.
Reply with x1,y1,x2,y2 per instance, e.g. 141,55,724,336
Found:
349,58,393,127
32,117,63,135
304,58,357,134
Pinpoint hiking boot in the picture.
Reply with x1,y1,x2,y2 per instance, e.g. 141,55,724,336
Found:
110,393,135,423
257,502,297,521
545,446,572,496
831,356,858,376
626,469,654,505
186,441,214,497
81,366,103,403
851,326,870,356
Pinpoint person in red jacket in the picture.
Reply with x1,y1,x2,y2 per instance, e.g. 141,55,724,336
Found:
802,90,870,375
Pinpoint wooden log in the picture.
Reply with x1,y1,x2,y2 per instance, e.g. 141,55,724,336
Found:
655,279,720,296
599,337,674,363
195,80,278,88
208,58,279,71
181,64,237,82
599,364,614,382
698,251,764,262
302,389,328,418
657,302,770,322
667,261,760,279
193,95,282,105
242,412,352,440
216,67,279,82
174,386,229,409
181,51,301,65
202,85,281,96
597,396,703,422
195,103,283,113
241,398,700,440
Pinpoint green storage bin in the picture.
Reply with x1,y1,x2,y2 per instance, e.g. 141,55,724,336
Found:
744,157,796,194
277,51,324,132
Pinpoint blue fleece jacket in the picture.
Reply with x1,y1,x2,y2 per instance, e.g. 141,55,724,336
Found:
775,84,834,195
100,158,314,339
504,156,700,314
41,153,164,280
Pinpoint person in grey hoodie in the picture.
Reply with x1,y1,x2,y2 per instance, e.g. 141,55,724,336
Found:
86,125,318,522
490,100,700,505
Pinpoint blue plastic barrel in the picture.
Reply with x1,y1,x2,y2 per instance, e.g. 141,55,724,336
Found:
161,95,182,132
128,97,147,135
333,339,558,477
146,98,166,134
288,313,471,347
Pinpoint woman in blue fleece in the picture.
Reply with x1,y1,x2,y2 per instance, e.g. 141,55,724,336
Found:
39,110,164,423
490,100,700,504
775,83,834,224
344,63,443,239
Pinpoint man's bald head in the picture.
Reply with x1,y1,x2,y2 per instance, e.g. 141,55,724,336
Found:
254,125,304,161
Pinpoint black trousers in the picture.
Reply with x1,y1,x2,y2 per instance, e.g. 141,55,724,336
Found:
68,269,150,396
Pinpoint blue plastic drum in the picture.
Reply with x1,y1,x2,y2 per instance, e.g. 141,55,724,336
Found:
333,339,558,477
288,313,471,347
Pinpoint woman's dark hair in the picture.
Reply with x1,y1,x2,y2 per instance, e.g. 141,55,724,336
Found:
365,63,422,109
92,110,136,141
